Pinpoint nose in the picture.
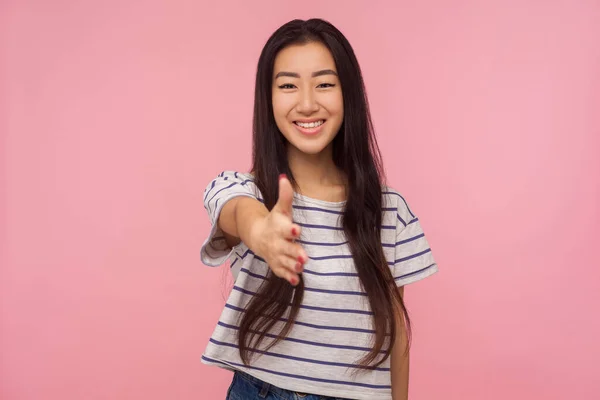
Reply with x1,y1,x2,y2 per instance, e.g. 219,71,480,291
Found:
295,88,319,114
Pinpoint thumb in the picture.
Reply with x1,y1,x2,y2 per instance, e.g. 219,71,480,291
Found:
275,174,294,216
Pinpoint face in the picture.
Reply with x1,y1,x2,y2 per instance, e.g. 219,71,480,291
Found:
272,41,344,156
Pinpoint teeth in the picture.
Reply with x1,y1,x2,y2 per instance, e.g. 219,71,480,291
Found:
296,120,324,128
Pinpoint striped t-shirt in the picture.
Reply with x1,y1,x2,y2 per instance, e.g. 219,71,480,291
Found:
200,171,438,400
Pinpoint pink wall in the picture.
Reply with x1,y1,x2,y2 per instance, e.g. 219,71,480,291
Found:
2,1,599,399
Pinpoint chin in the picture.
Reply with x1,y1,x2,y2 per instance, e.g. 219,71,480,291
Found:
287,141,327,155
298,146,328,155
285,133,335,155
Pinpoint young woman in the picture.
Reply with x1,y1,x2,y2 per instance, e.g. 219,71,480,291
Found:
201,18,438,400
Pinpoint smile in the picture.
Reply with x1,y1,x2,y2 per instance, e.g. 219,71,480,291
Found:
293,119,326,136
294,120,325,128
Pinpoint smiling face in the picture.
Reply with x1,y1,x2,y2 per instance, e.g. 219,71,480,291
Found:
271,41,344,157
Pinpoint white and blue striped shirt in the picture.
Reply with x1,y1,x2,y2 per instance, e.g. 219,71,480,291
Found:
200,171,438,400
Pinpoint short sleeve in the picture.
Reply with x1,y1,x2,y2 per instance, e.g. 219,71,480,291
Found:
387,191,438,286
200,171,258,267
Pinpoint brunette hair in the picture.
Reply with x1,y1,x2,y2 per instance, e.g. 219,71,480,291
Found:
239,18,410,369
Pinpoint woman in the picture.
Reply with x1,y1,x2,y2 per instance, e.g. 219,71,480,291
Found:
201,18,438,400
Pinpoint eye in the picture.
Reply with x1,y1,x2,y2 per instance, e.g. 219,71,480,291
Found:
278,83,296,89
317,83,335,88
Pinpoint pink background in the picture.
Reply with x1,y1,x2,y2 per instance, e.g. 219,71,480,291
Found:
2,1,599,399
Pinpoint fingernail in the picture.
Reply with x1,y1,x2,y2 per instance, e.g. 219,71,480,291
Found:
290,277,298,286
297,255,304,264
279,174,287,180
295,262,303,272
291,227,297,236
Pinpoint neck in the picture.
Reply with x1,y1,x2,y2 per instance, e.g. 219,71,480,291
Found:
287,143,346,197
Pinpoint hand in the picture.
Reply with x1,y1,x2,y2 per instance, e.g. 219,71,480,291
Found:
250,175,307,286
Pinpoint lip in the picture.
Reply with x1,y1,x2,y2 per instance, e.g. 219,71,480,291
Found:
295,118,324,123
293,120,326,136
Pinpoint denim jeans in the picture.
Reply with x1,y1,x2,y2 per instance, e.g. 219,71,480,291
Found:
225,370,351,400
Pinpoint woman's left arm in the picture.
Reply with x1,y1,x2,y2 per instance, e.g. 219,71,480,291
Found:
391,286,409,400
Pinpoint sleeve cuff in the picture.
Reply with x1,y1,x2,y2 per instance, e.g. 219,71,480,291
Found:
200,193,255,267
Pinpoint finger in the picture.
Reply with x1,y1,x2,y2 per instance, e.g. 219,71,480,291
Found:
279,254,304,274
288,273,300,287
278,241,307,266
284,269,300,286
274,174,294,217
280,222,302,241
272,265,299,285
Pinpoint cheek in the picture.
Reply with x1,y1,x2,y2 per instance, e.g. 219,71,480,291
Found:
271,92,282,117
272,92,294,119
323,92,344,117
271,94,292,135
324,93,344,135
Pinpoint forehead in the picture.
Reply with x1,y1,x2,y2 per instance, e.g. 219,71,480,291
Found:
273,42,337,75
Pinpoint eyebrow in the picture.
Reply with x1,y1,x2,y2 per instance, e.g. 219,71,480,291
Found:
274,69,338,79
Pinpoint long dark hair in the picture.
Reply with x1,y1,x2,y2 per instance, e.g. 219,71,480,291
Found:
239,18,411,369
